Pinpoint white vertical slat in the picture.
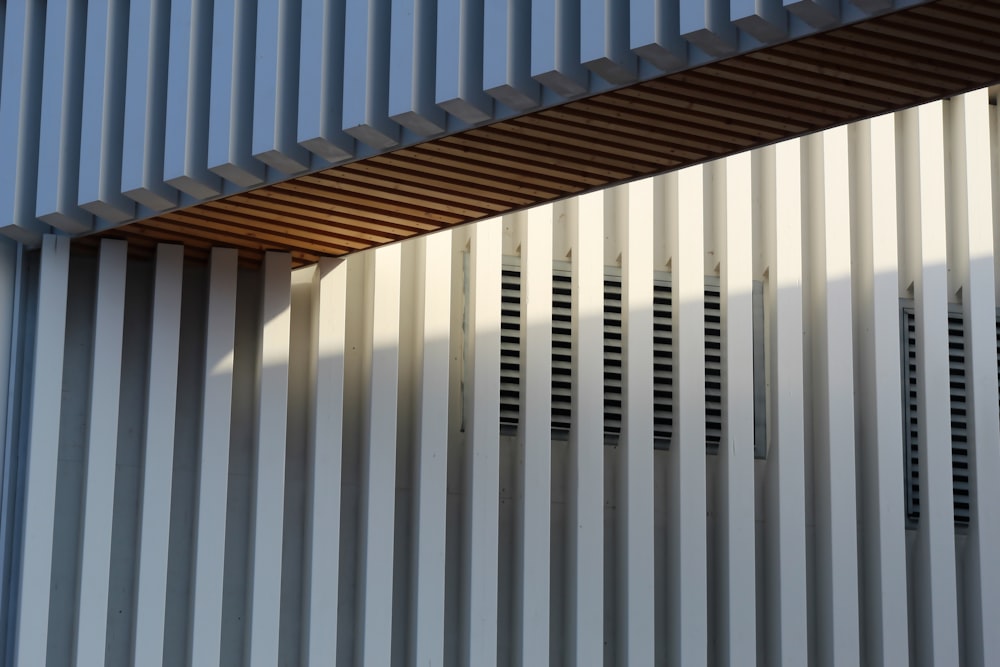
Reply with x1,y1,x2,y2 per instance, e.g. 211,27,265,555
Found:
680,0,737,56
567,192,605,666
206,0,263,188
669,164,708,666
163,0,222,198
716,150,757,665
629,0,685,72
852,113,910,667
764,140,809,665
529,0,587,97
783,0,838,29
120,0,177,212
435,0,492,124
617,180,655,664
951,89,1000,667
72,240,128,667
12,235,71,666
131,243,185,666
297,0,353,162
513,206,552,666
409,232,452,666
187,247,239,667
245,252,293,667
0,2,46,243
730,0,786,43
343,0,398,150
388,0,447,135
482,0,539,111
463,218,502,666
580,0,636,84
302,256,348,665
356,243,401,665
36,0,92,232
252,0,310,173
78,0,134,222
909,101,961,667
813,125,861,666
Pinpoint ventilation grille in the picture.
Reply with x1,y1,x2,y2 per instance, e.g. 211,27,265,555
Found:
500,265,723,451
902,308,970,525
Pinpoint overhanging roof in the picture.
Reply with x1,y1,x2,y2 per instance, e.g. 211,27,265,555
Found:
4,0,998,265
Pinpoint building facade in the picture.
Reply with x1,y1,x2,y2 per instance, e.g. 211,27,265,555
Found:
2,1,1000,666
0,91,998,665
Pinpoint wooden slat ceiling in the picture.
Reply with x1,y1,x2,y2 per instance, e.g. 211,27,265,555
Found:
93,0,1000,267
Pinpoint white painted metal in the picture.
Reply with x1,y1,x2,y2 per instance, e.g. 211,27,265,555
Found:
252,1,311,174
131,243,185,666
407,232,452,666
78,0,134,223
851,113,911,667
906,101,962,667
4,92,1000,667
567,192,605,666
808,125,862,666
205,0,261,189
513,206,553,666
121,0,178,212
668,165,709,666
0,0,939,241
463,219,502,666
245,252,293,667
344,0,399,150
617,180,656,665
948,90,1000,667
764,139,810,666
355,243,402,665
716,150,757,666
12,236,70,666
0,2,46,243
72,240,128,667
302,256,349,665
36,0,91,232
188,247,239,667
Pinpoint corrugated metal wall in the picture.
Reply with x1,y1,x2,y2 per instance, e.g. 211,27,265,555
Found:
3,90,1000,666
0,0,926,242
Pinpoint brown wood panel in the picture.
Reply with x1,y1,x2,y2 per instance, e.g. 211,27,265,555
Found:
95,0,1000,268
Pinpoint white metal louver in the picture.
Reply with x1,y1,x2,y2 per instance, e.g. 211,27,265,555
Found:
901,306,971,524
499,261,724,451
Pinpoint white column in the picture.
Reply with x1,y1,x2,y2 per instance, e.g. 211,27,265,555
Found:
301,256,349,666
188,247,239,667
514,206,553,666
131,243,185,666
617,180,656,664
950,90,1000,667
811,126,861,666
763,140,810,665
852,114,910,667
567,192,604,667
356,243,402,666
245,252,293,667
73,240,128,667
908,102,961,667
409,232,452,666
463,218,502,666
716,151,757,665
668,164,708,666
13,235,71,666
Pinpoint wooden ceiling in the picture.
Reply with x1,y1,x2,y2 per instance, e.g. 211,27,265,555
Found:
93,0,1000,267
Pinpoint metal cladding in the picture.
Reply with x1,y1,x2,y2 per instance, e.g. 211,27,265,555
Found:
0,0,928,245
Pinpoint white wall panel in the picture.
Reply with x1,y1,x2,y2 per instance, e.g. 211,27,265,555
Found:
3,92,999,667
